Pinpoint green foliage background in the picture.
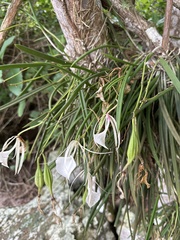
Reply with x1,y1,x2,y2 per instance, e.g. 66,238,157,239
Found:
136,0,166,31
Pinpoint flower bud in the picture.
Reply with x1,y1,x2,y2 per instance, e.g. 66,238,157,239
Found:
44,163,53,196
127,117,140,165
35,163,44,196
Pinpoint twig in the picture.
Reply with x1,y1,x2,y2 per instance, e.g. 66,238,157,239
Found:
0,0,22,47
162,0,173,51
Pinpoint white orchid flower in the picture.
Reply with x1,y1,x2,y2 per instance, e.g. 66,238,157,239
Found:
0,136,26,174
86,174,101,208
93,113,120,149
56,140,78,180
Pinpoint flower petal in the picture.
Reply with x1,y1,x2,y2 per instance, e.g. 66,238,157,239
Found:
0,150,11,167
93,130,108,149
86,174,101,208
56,156,76,180
86,189,101,208
93,117,110,149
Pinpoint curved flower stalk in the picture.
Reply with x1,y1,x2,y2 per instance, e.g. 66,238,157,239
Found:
56,140,78,180
0,135,26,174
93,113,120,149
86,174,101,208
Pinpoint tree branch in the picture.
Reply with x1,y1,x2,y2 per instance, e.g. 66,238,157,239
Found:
0,0,22,47
110,0,180,51
162,0,173,51
110,0,162,50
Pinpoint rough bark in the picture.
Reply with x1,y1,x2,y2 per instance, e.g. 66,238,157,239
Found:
173,0,180,9
110,0,162,49
0,0,22,47
170,6,180,48
51,0,108,69
162,0,173,51
110,0,180,51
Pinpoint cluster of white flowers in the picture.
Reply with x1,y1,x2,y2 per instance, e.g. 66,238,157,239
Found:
56,113,120,208
0,114,120,208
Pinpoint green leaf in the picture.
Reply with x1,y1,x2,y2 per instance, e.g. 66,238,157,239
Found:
116,66,133,130
160,58,180,94
0,36,15,61
145,196,159,240
15,44,67,65
6,68,23,96
0,62,54,70
159,98,180,144
14,45,93,73
0,70,3,83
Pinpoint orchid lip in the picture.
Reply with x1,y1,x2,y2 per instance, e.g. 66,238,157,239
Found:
86,174,101,208
93,113,120,149
56,155,77,180
56,141,78,180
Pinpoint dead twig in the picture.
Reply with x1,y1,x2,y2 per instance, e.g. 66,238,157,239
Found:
0,0,22,47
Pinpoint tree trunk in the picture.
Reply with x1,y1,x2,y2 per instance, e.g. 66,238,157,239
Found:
50,0,108,69
51,0,180,64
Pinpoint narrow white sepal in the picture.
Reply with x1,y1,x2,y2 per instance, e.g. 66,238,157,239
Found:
56,156,76,180
108,115,121,149
15,138,20,175
15,137,26,174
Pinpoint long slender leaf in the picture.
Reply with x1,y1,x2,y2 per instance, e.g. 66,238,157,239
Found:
0,62,53,70
160,58,180,94
159,98,180,144
145,196,159,240
15,44,68,65
116,66,133,130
